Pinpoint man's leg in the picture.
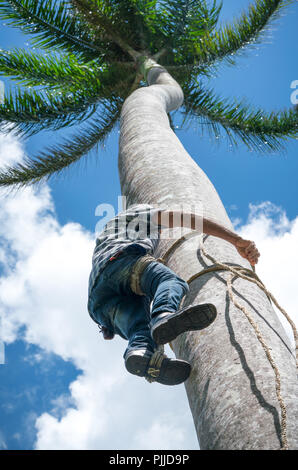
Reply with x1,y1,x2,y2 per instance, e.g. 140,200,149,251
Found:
113,294,156,357
89,254,155,353
90,253,192,385
139,261,189,316
110,293,191,385
138,260,217,345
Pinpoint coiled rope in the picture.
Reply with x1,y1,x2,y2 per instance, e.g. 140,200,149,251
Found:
157,232,297,451
145,346,166,383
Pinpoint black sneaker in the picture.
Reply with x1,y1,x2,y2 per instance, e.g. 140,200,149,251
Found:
124,349,191,386
150,303,217,345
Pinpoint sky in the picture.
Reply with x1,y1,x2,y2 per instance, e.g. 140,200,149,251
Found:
0,0,297,450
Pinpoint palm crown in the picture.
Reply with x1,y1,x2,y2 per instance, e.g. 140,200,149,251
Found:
0,0,297,187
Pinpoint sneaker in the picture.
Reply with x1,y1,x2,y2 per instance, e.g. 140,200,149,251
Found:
151,303,217,345
124,349,191,386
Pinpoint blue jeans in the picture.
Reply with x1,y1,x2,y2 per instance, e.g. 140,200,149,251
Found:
88,253,189,358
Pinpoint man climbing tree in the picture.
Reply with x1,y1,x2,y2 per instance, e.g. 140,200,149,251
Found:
0,0,297,450
88,202,260,385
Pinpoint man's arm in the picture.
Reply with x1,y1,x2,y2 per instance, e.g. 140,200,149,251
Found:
153,210,260,266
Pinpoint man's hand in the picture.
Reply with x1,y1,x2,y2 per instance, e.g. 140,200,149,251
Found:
100,326,115,340
234,238,260,266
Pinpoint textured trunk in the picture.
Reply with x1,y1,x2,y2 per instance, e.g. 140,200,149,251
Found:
118,65,297,450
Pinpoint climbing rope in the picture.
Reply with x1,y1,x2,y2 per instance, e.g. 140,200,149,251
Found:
157,232,298,450
145,346,165,383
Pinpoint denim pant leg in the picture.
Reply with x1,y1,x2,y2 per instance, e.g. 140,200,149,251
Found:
113,294,156,358
139,261,189,318
89,253,156,357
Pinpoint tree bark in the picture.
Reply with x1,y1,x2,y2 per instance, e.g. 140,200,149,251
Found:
118,65,297,450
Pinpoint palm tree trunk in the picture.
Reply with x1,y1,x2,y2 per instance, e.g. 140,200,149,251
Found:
118,65,298,450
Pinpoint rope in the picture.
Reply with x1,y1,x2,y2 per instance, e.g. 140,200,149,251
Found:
145,345,165,383
157,232,298,450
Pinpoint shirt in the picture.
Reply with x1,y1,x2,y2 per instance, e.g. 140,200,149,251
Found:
88,204,164,295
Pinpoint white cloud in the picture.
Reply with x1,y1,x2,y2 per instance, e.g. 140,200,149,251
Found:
0,430,7,450
132,413,189,450
237,201,298,345
0,128,24,167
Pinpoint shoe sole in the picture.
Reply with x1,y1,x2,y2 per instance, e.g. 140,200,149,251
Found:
125,354,191,385
125,354,151,377
157,358,191,386
152,303,217,345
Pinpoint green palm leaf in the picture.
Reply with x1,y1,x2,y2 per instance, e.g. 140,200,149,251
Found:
0,0,104,59
0,0,297,187
157,0,222,66
69,0,142,59
0,86,97,135
183,82,298,152
182,0,291,67
0,47,135,90
0,100,121,187
0,63,135,135
0,48,101,88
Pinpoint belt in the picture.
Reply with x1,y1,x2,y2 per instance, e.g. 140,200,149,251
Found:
130,254,157,296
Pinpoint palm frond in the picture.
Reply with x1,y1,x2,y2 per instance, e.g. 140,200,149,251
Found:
0,0,104,59
0,48,135,89
157,0,222,66
0,100,122,187
166,64,212,85
123,0,169,55
0,48,94,88
0,86,96,135
183,0,291,67
68,0,140,59
183,81,298,152
0,63,135,135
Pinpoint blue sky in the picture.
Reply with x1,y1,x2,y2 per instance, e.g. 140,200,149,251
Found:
0,1,297,450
